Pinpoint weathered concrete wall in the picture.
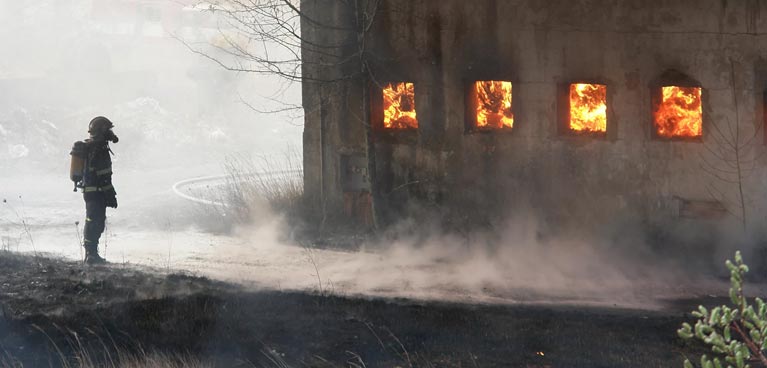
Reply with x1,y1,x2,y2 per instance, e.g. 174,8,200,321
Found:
303,0,767,240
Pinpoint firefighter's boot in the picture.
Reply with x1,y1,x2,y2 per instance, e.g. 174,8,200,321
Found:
84,245,107,265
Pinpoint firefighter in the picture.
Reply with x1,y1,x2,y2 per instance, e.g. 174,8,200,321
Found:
72,116,119,265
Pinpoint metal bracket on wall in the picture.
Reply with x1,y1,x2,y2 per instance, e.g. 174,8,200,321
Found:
341,154,370,192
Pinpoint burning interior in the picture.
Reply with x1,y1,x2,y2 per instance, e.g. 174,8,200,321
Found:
566,83,607,135
470,81,513,131
653,86,703,139
382,82,418,129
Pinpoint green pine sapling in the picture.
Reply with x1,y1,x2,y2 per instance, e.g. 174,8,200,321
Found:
678,251,767,368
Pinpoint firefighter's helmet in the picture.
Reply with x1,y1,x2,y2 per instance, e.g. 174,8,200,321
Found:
88,116,114,137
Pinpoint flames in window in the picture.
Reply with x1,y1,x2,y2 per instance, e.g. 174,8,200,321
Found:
654,86,702,139
474,81,513,130
568,83,607,134
383,82,417,129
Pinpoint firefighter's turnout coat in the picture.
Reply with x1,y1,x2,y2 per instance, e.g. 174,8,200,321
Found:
78,139,117,249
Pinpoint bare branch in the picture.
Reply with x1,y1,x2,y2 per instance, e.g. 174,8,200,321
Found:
279,0,355,31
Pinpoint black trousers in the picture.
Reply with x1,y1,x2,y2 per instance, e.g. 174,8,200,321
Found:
83,193,107,250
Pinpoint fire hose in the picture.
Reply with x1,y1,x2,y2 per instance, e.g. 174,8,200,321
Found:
171,170,301,207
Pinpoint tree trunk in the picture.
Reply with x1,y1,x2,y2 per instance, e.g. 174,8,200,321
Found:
362,73,379,230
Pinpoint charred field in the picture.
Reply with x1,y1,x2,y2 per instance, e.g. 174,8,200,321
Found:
0,251,712,368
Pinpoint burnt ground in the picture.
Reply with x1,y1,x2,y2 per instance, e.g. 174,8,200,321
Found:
0,252,711,368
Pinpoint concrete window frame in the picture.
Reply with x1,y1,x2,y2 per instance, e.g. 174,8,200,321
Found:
371,81,419,132
464,80,515,134
556,80,614,140
649,70,705,143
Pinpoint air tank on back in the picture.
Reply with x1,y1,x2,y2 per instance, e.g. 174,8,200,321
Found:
70,141,87,190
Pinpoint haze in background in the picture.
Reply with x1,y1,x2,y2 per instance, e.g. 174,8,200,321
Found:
0,0,302,177
0,0,304,258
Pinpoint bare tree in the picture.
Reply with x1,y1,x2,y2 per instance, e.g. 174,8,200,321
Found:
701,58,763,231
179,0,386,229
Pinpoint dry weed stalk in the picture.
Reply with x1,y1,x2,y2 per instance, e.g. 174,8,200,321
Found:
20,324,212,368
2,197,37,256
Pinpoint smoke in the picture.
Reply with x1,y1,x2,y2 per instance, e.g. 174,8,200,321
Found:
0,1,302,176
0,2,752,313
212,203,734,311
0,1,302,246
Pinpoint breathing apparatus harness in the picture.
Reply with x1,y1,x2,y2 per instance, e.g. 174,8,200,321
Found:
70,117,118,193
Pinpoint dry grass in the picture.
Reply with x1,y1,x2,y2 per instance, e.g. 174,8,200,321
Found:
184,150,304,233
191,149,303,233
30,324,213,368
221,150,303,221
68,351,211,368
0,348,211,368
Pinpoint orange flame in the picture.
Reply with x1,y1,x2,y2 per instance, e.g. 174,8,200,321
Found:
569,83,607,134
475,81,513,129
654,86,702,138
383,82,417,129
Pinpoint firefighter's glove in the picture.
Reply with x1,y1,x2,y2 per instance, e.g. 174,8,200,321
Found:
105,191,118,209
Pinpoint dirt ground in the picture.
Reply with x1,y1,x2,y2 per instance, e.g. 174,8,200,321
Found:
0,251,712,367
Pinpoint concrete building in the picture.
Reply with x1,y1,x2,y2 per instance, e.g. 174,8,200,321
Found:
301,0,767,241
